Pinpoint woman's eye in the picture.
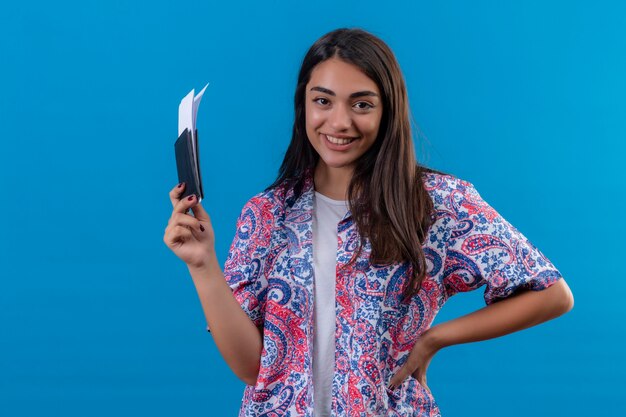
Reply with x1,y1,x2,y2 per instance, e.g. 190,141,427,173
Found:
354,101,373,110
314,97,330,106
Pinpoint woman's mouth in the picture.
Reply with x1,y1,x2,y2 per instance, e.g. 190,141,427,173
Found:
323,134,359,148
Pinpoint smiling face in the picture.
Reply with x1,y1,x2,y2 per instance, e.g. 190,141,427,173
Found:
305,57,383,174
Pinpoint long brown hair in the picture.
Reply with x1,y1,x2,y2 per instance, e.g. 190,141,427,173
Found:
268,28,440,301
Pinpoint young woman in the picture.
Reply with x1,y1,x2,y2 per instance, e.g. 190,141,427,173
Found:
163,28,574,417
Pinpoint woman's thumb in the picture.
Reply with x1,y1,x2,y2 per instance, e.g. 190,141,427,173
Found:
190,201,210,222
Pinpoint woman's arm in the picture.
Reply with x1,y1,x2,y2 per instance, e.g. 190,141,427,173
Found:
425,278,574,350
189,254,263,386
389,279,574,390
164,185,263,386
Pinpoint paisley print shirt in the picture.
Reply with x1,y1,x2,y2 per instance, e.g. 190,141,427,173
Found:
219,171,562,417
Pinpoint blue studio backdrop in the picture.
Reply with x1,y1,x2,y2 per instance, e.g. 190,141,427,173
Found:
1,1,624,416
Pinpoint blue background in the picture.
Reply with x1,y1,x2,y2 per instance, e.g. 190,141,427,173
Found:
1,1,624,415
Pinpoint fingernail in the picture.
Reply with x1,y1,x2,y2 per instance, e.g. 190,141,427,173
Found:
187,195,195,201
200,225,205,232
177,182,183,188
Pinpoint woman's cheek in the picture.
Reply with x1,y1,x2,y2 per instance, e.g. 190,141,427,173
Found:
362,117,381,135
306,108,325,129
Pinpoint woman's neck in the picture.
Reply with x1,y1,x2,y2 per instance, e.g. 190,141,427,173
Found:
313,162,352,201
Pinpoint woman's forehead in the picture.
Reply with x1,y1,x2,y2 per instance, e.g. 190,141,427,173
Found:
307,58,380,97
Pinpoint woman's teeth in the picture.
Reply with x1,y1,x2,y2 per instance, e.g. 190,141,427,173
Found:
326,135,356,145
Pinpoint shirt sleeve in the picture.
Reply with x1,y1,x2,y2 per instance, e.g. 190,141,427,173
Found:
206,195,272,332
442,179,563,305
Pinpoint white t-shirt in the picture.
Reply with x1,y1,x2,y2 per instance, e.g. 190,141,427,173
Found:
312,191,349,417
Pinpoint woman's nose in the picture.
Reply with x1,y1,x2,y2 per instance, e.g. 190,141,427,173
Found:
328,104,352,131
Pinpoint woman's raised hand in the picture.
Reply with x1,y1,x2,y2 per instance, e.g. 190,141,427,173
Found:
163,182,215,269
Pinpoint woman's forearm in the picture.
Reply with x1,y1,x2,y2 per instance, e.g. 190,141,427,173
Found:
424,279,574,351
188,254,263,386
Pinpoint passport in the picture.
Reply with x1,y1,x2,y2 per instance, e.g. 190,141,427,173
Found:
175,127,203,202
175,84,208,203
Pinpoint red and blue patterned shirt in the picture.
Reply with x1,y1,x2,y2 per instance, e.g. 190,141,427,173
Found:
219,171,562,416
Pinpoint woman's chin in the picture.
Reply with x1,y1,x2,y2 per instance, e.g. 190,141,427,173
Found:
317,158,357,171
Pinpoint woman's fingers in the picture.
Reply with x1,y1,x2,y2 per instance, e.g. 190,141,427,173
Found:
169,183,209,220
388,341,421,390
388,362,412,391
388,364,430,393
164,224,195,247
169,182,186,208
164,193,207,248
190,200,210,222
168,212,204,234
388,336,436,392
175,193,200,214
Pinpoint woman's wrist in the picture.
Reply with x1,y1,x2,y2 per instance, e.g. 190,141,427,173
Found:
420,324,448,353
187,251,220,276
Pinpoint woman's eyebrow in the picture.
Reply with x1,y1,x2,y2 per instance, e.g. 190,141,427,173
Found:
310,86,379,98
